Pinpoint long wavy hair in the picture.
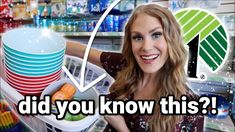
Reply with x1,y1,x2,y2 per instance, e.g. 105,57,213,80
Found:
109,4,188,132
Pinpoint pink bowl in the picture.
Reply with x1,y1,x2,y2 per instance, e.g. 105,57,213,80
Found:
6,77,60,90
20,92,41,97
7,82,43,97
17,89,42,97
6,73,61,85
15,88,43,93
6,79,46,91
5,68,62,82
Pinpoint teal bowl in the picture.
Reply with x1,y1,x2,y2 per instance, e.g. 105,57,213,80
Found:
3,45,65,60
5,63,62,76
4,52,64,65
2,28,66,56
5,59,63,72
5,56,63,69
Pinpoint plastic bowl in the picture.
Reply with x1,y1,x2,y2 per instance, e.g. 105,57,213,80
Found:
41,78,99,101
4,68,62,81
2,28,66,55
7,81,45,92
17,89,43,97
40,79,100,129
3,45,65,60
7,82,45,92
5,64,61,77
5,59,63,72
7,81,44,93
6,74,61,86
4,51,64,66
41,78,99,107
6,77,58,90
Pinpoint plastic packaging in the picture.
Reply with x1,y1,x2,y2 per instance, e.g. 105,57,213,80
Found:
103,15,113,32
88,0,100,13
113,15,119,32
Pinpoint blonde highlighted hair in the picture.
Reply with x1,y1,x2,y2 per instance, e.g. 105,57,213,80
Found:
109,4,188,131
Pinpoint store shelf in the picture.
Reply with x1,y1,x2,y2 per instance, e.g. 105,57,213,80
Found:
205,116,235,132
0,18,33,35
207,72,235,84
59,32,124,37
1,32,124,37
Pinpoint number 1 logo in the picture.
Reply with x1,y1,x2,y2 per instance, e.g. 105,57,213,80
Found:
174,9,229,78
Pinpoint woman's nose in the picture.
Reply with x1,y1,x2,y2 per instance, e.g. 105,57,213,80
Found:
142,37,153,51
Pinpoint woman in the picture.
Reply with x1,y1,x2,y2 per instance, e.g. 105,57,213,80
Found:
66,4,204,131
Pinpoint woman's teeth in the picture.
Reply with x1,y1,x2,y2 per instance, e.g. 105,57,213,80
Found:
141,55,159,60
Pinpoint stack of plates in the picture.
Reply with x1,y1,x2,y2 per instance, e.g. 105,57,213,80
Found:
2,28,66,96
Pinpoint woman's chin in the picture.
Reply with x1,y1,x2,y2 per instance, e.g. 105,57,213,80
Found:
140,67,161,75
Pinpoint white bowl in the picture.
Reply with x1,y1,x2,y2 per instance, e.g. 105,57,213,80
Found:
2,28,66,55
40,78,100,130
41,79,99,103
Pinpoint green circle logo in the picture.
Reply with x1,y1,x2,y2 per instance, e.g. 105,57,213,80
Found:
175,9,229,77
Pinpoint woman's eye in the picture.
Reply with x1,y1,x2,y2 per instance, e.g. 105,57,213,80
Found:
132,36,143,41
152,32,162,39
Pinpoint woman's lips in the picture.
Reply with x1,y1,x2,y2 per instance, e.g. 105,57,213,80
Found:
140,54,159,64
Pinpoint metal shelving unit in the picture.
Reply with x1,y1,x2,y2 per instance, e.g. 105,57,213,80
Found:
59,32,124,37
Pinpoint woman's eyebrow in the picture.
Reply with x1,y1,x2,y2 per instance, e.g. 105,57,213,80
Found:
131,27,162,34
149,27,161,33
131,31,141,34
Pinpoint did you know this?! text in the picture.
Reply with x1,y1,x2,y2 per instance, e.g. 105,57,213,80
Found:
17,95,217,119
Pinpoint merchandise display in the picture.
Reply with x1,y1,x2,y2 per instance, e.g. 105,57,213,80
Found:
38,3,52,17
0,0,234,132
12,3,30,20
27,14,129,32
2,28,65,96
0,0,12,19
1,54,114,131
1,0,134,33
66,0,88,15
88,0,100,13
88,0,134,13
51,1,66,17
0,100,22,132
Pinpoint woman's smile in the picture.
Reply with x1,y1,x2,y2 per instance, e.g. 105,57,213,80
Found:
140,54,159,64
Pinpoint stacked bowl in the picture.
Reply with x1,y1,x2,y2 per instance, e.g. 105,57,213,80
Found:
2,28,66,96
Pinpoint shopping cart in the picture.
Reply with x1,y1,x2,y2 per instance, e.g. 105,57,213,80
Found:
0,55,115,132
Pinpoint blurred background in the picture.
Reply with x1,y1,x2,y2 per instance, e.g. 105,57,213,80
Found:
0,0,234,132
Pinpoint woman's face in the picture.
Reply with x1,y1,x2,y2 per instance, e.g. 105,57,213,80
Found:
131,13,168,75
